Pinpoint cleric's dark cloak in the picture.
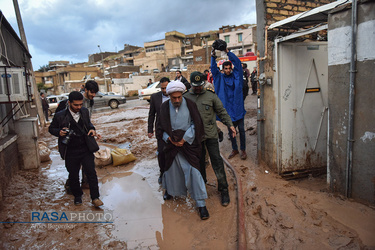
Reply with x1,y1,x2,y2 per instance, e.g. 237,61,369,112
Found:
156,97,204,172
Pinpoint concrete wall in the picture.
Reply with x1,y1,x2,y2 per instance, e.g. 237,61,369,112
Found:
134,53,165,72
328,1,375,203
0,136,19,202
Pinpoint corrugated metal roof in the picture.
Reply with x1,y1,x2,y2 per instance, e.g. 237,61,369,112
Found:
268,0,352,30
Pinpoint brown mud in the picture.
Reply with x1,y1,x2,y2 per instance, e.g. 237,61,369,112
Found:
0,96,374,249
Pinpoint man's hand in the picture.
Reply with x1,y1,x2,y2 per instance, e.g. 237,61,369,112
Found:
211,48,216,58
230,126,236,138
88,129,97,137
59,127,69,137
148,133,154,139
175,139,185,147
168,137,185,147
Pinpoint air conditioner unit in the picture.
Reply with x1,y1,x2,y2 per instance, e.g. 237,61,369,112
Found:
0,68,28,102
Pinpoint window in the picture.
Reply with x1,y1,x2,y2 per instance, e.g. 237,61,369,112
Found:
145,45,165,53
224,35,230,44
238,33,243,42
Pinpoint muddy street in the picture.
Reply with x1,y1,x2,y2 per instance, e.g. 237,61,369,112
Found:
1,96,374,249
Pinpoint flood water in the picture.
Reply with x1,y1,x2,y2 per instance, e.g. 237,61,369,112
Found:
100,172,163,249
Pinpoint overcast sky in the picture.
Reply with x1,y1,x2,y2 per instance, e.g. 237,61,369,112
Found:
1,0,256,70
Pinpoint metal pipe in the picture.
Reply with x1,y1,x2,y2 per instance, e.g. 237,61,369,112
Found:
256,26,268,162
346,0,357,198
258,26,269,62
221,153,247,250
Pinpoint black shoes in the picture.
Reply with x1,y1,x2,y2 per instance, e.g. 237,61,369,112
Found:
221,191,230,206
198,206,210,220
74,196,82,206
163,190,172,200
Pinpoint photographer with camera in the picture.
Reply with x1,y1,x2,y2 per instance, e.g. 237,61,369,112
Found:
211,39,247,160
49,91,103,207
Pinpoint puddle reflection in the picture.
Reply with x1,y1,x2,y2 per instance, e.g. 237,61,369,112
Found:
100,172,163,248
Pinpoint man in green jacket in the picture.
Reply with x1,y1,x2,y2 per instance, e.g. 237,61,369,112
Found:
184,71,236,206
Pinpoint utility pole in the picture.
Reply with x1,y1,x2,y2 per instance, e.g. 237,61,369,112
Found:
97,45,108,92
201,35,210,64
13,0,46,127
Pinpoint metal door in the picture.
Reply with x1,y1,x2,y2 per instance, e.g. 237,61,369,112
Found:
278,42,328,173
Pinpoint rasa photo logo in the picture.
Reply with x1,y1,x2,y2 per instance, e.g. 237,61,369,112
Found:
31,211,113,223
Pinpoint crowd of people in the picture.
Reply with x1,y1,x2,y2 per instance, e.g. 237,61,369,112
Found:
48,43,256,220
147,47,253,219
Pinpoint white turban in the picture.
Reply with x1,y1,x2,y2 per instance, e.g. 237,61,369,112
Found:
166,80,186,95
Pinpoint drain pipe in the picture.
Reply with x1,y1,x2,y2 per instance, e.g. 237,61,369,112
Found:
346,0,358,198
221,153,247,250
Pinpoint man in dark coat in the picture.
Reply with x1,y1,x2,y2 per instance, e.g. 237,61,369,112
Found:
148,77,170,183
156,80,209,220
40,92,49,121
49,91,103,208
175,70,191,90
250,67,257,95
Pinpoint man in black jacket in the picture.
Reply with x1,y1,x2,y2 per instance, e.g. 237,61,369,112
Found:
175,70,191,90
55,81,99,190
148,77,170,184
49,91,103,207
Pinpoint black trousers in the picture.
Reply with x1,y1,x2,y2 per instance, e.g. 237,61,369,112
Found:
251,80,257,94
43,109,49,121
200,139,228,192
65,150,99,200
157,138,166,175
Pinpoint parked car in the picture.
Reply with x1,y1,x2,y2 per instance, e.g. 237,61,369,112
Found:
138,81,161,102
93,92,126,109
152,69,160,73
169,66,180,72
181,66,188,71
46,95,67,116
103,92,118,95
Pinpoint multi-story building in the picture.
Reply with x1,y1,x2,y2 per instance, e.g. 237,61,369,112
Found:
35,63,101,94
134,31,185,71
219,24,257,56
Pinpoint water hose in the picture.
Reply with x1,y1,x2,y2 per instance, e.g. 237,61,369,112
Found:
221,153,247,250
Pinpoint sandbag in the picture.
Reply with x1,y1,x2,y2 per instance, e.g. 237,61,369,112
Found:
39,141,51,162
111,148,137,166
94,146,112,167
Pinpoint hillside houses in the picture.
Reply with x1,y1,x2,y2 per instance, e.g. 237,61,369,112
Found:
35,25,256,96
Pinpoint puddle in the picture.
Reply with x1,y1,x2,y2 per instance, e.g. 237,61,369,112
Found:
99,171,163,249
43,152,68,180
116,142,131,149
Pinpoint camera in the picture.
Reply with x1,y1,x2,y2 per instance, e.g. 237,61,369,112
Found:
212,39,227,51
61,129,75,145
